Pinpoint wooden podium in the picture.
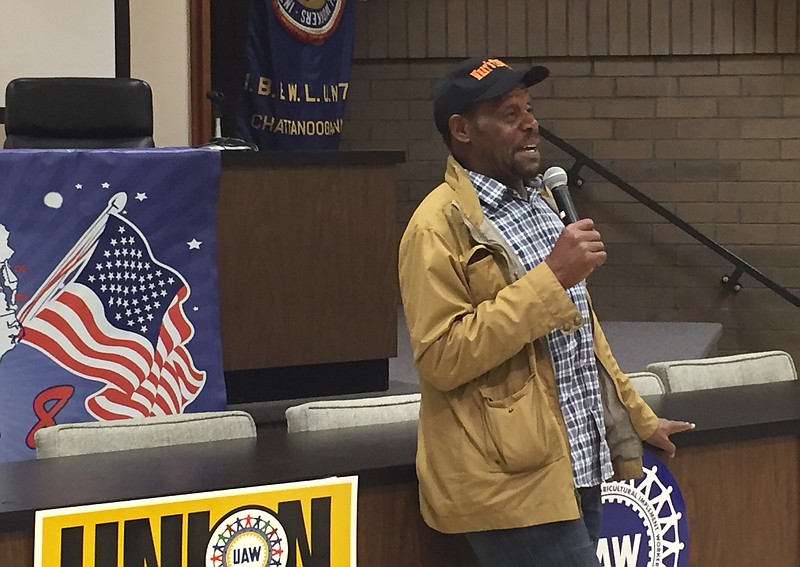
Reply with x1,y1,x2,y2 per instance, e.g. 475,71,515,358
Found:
217,151,404,403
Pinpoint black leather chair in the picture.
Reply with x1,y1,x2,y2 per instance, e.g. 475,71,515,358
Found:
3,77,155,149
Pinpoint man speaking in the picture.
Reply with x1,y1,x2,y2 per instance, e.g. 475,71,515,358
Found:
398,57,693,566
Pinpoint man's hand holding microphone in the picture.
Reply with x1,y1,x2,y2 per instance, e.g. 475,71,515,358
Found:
541,166,606,289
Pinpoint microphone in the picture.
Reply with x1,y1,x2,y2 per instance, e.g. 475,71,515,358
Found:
543,166,579,225
206,91,225,139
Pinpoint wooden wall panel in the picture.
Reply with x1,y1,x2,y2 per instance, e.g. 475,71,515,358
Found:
714,0,735,54
367,0,389,59
734,0,756,54
630,0,650,56
353,1,369,59
487,0,507,56
755,0,777,53
691,0,713,54
776,0,798,53
0,532,32,567
189,0,212,145
447,0,467,57
358,483,481,567
352,0,800,60
407,1,427,59
218,164,397,370
608,0,628,55
507,0,529,57
669,436,800,567
568,0,588,57
427,1,447,57
466,0,488,57
650,0,670,55
587,0,609,56
527,0,548,57
671,0,692,55
548,0,569,56
387,0,409,59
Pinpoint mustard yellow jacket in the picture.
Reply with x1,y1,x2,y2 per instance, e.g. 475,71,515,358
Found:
398,156,660,534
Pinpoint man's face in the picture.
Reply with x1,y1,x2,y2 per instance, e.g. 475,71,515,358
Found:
463,86,540,190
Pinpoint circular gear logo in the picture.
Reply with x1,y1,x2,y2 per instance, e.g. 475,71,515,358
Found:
599,450,689,567
272,0,347,45
206,506,288,567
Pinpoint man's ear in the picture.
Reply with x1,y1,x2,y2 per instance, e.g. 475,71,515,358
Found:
448,114,471,144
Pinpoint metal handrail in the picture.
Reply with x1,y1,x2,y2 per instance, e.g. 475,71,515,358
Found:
539,125,800,308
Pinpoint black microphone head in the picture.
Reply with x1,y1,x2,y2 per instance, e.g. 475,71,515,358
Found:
543,166,568,189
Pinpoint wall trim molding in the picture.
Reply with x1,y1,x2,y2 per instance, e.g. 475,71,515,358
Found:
190,0,212,145
114,0,131,78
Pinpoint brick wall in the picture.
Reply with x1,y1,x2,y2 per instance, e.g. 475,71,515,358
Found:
209,0,800,362
340,53,800,362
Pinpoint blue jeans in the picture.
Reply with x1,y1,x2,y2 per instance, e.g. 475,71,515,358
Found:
465,486,603,567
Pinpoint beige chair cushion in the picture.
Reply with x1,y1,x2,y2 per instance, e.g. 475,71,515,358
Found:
285,394,420,433
626,371,666,396
647,350,797,393
34,410,256,459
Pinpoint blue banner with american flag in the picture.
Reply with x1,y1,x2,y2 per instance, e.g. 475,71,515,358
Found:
0,148,226,461
234,0,356,150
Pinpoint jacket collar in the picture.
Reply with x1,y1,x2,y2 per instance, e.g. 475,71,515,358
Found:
444,155,527,280
444,154,486,228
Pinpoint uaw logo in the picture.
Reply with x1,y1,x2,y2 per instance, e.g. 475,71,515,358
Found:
206,506,288,567
598,449,689,567
272,0,347,45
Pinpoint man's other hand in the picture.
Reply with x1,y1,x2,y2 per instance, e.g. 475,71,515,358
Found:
646,418,696,458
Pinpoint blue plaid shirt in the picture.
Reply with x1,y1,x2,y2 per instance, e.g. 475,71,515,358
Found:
468,171,613,487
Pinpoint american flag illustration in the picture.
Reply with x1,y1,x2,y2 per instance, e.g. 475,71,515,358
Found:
18,193,206,420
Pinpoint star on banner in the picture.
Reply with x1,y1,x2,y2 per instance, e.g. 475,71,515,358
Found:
135,193,147,202
187,239,202,250
101,182,110,189
75,183,83,190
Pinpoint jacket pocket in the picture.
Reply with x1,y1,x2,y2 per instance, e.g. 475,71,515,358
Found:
463,245,507,305
479,377,561,473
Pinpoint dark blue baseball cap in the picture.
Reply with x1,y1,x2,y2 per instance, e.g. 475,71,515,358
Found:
433,57,550,136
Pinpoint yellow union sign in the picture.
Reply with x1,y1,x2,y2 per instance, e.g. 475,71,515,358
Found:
35,476,357,567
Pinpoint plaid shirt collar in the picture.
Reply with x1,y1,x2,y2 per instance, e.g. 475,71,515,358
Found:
468,171,543,210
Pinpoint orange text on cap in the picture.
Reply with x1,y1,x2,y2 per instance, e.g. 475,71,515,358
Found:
469,58,509,80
